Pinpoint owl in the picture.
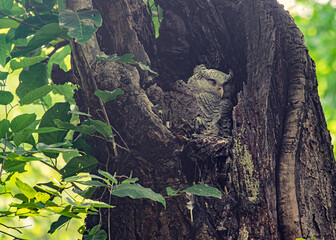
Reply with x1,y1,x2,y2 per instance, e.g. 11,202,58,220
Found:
187,64,233,136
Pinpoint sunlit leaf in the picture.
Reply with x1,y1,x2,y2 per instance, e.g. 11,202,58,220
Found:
15,178,37,199
10,56,47,70
35,192,50,203
47,44,71,75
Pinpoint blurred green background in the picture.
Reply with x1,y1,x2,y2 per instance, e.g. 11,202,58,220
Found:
280,0,336,154
1,0,335,239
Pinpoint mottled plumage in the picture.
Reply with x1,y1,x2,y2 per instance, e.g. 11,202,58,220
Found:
187,65,233,136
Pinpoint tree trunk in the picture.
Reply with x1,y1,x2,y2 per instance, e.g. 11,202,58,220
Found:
61,0,336,239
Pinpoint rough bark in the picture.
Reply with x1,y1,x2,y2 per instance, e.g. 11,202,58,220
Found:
59,0,336,239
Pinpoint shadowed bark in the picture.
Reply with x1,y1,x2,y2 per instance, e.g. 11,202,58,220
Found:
59,0,336,239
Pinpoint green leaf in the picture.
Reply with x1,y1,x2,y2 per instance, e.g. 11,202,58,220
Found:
48,215,71,234
0,0,13,10
35,192,50,203
84,119,112,138
47,44,71,75
14,15,59,40
3,160,26,173
0,34,11,67
96,52,118,61
74,180,107,187
97,53,158,77
166,187,179,196
10,113,36,133
10,56,47,70
38,102,71,145
68,199,114,209
21,85,53,105
59,155,98,179
64,175,90,182
98,169,117,184
115,53,136,64
0,90,14,105
73,134,91,155
55,0,66,11
13,133,35,146
94,88,124,103
10,202,45,209
112,183,166,208
0,18,19,28
0,119,10,138
26,127,65,134
76,187,97,199
84,230,107,240
88,224,101,235
121,178,139,184
0,71,8,80
35,142,76,153
16,63,48,99
68,110,91,117
53,83,76,105
15,178,37,199
182,184,222,199
59,9,102,45
54,119,96,135
13,120,39,146
25,0,56,12
26,23,67,52
4,153,42,162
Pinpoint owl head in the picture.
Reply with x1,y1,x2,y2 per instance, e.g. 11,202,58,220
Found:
189,65,233,98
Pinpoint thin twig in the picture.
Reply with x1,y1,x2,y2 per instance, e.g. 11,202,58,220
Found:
0,11,40,30
32,6,47,25
0,230,27,240
0,133,8,178
0,222,28,234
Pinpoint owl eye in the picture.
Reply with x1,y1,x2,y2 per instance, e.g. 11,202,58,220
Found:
207,79,217,86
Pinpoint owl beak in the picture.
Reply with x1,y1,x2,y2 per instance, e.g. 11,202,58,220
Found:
218,86,224,98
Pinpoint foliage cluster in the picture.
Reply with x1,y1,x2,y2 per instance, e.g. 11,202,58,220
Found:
0,1,219,239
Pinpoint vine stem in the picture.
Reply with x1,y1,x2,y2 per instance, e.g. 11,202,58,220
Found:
0,230,27,240
0,133,8,179
70,40,119,157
